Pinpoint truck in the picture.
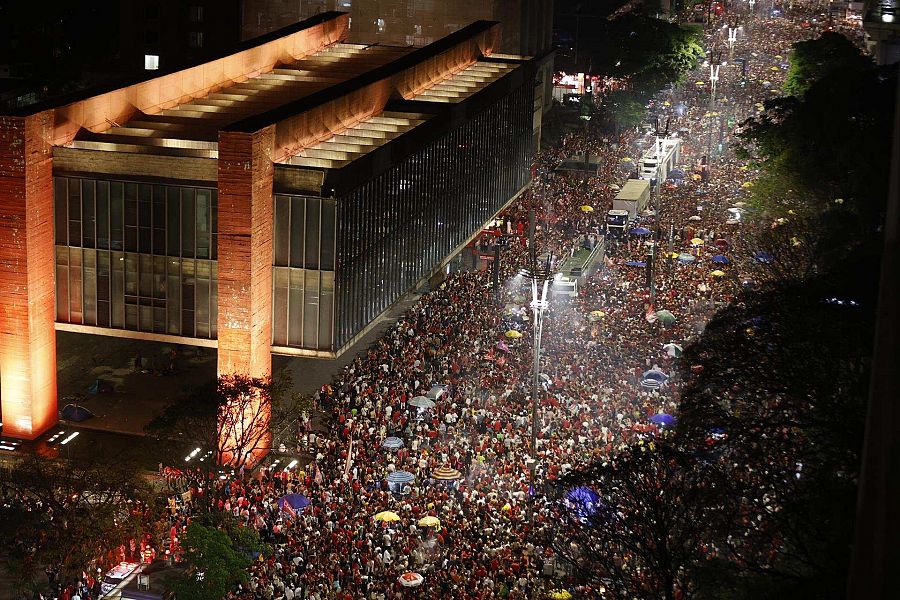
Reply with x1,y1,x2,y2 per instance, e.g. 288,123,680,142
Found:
607,179,651,230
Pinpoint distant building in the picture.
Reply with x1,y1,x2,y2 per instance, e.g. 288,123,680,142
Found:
862,0,900,63
119,0,243,72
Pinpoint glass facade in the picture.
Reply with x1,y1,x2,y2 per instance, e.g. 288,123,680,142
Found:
333,79,534,349
53,177,218,339
271,196,336,350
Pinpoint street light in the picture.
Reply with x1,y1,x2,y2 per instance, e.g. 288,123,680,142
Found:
726,16,741,57
521,253,553,522
707,50,724,101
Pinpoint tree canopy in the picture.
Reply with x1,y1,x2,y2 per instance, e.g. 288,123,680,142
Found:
170,520,267,600
783,32,871,97
736,45,896,238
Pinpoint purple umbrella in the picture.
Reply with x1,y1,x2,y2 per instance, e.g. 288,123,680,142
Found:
649,413,677,427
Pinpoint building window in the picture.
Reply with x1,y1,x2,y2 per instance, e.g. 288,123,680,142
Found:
144,55,160,70
188,31,204,48
188,5,204,22
375,18,385,33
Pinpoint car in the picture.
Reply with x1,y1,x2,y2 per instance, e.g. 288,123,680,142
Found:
100,562,140,597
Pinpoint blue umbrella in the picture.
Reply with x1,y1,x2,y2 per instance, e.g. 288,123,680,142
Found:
565,487,604,519
649,413,677,427
382,437,404,449
642,369,668,382
677,253,696,263
60,404,94,422
630,227,651,236
277,493,310,512
753,251,773,264
669,168,686,179
387,470,415,484
624,260,647,268
711,254,730,265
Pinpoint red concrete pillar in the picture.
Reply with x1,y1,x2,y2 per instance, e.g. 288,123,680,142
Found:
216,126,275,465
0,112,58,439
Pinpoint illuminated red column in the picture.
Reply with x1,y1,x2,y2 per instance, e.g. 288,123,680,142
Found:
216,126,275,465
0,112,58,439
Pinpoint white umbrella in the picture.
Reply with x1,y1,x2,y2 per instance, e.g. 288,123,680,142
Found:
409,396,435,409
399,572,424,588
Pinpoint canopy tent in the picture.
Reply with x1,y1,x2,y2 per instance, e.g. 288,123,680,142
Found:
387,470,415,484
409,396,436,409
60,404,94,422
432,466,462,481
426,384,448,400
650,413,677,427
642,368,669,382
669,168,686,179
382,436,404,449
374,510,401,522
711,254,730,265
630,227,651,236
677,253,696,263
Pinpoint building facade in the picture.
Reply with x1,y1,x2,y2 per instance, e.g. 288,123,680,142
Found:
0,12,536,442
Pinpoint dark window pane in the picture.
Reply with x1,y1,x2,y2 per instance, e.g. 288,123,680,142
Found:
273,197,290,266
153,185,166,254
320,199,335,270
303,270,319,348
181,188,195,258
110,182,124,250
96,181,109,249
289,196,304,267
167,187,180,256
68,178,81,247
81,180,95,248
54,178,68,245
304,198,320,270
124,183,138,252
288,269,303,346
196,189,210,259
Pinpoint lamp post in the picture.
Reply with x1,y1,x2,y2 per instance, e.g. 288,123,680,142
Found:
708,50,724,102
726,16,741,57
521,252,553,525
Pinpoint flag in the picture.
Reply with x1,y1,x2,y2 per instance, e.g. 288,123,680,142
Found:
645,305,658,323
282,502,296,520
497,340,510,353
343,435,354,480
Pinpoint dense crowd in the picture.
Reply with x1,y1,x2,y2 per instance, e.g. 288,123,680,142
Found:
22,4,860,600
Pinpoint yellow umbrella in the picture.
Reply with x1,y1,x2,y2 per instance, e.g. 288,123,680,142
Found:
696,80,706,86
505,330,523,339
690,238,704,246
711,270,726,277
374,511,401,523
742,181,754,188
590,310,606,318
670,252,680,259
418,516,441,527
501,503,512,511
580,205,594,213
791,236,803,247
548,591,573,600
771,66,780,71
775,54,783,59
621,157,633,163
739,165,749,171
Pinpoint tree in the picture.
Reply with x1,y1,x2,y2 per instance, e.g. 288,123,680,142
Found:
549,443,723,600
783,32,871,97
0,456,157,593
170,520,267,600
603,90,647,131
147,371,308,473
676,249,878,598
736,53,896,236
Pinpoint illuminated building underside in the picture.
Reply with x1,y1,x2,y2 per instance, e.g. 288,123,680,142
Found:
0,12,536,465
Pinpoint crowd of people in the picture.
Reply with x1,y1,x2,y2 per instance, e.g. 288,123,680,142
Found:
186,5,850,600
18,4,861,600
